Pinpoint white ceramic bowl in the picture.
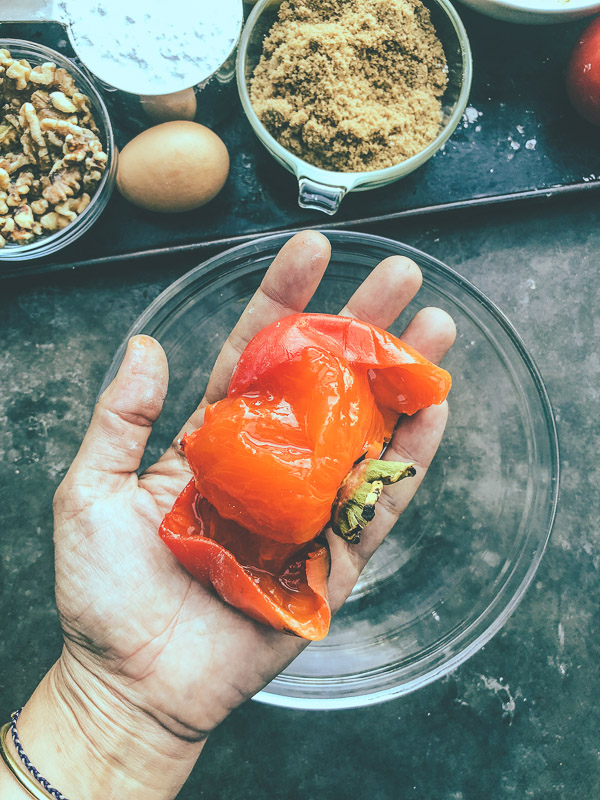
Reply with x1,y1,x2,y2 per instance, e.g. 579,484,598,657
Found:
457,0,600,24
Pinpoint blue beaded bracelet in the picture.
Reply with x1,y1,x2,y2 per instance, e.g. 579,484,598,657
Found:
3,708,70,800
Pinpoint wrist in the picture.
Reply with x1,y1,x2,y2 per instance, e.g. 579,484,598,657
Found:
10,649,204,800
0,722,29,799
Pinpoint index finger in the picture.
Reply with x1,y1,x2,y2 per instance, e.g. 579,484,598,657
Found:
180,230,331,435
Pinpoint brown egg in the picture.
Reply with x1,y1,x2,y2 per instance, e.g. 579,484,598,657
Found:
139,88,197,123
116,121,229,213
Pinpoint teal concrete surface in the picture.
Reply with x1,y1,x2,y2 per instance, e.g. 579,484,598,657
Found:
0,194,598,799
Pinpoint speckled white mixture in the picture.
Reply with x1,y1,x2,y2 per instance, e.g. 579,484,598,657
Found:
58,0,243,95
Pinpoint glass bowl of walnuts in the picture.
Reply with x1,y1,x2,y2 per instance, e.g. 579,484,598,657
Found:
0,39,117,262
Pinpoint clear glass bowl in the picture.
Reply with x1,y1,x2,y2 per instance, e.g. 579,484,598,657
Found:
0,39,117,262
101,231,559,710
236,0,473,214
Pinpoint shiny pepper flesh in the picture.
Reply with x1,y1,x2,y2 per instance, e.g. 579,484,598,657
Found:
159,313,451,640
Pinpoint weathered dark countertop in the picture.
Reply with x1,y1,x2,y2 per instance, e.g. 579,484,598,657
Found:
0,193,598,799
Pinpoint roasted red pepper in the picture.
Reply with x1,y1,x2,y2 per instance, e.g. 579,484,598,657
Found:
159,314,451,640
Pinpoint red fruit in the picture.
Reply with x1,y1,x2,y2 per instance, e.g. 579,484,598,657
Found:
567,16,600,126
159,313,451,640
185,314,451,545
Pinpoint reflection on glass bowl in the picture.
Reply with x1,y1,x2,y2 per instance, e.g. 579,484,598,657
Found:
101,231,559,710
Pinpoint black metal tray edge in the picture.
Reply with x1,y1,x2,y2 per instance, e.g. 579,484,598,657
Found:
3,180,599,282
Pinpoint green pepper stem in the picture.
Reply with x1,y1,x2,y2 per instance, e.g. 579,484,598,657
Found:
331,458,416,543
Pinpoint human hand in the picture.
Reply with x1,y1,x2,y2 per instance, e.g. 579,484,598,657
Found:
9,232,455,800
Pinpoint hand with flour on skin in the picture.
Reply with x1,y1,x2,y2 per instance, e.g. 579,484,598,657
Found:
0,232,455,800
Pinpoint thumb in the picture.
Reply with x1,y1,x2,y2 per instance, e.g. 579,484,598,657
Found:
68,335,168,484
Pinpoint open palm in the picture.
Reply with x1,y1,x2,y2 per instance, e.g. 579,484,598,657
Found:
52,231,455,746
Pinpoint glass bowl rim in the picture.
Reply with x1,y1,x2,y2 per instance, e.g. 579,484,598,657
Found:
0,37,116,261
101,229,560,710
235,0,474,186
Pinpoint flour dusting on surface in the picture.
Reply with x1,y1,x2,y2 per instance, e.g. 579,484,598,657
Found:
60,0,243,94
462,106,482,128
479,674,517,721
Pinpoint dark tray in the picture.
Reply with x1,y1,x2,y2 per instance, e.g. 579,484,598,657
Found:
1,11,599,279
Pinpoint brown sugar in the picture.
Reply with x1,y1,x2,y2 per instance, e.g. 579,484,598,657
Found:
249,0,448,172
